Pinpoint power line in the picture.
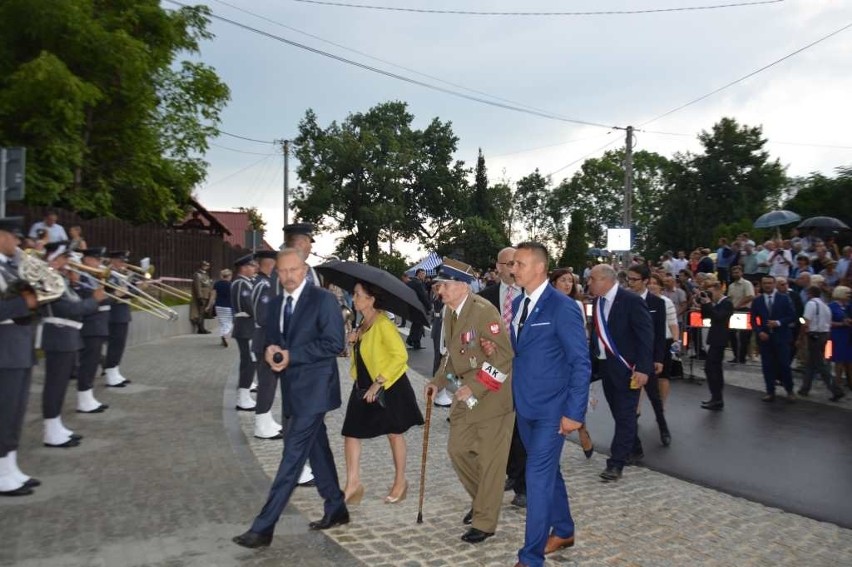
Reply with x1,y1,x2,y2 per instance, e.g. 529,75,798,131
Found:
218,130,276,144
290,0,784,17
209,142,277,156
640,20,852,126
203,154,275,189
546,138,622,179
212,0,581,119
489,131,615,159
164,0,616,130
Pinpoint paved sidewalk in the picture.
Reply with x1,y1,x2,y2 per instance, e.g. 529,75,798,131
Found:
0,333,359,567
244,354,852,567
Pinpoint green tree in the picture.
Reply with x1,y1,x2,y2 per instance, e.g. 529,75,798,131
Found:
0,0,230,223
239,207,267,232
558,210,589,271
783,167,852,225
293,101,468,264
515,169,550,241
437,216,509,271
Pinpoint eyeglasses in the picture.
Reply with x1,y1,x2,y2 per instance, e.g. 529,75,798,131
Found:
497,261,515,267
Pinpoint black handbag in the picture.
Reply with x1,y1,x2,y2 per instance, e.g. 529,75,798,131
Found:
354,384,386,409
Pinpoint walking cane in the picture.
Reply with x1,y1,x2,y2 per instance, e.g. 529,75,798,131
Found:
416,391,434,524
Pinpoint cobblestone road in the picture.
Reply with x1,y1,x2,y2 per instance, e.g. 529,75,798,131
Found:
241,356,852,567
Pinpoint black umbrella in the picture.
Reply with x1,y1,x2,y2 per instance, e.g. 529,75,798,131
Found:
315,260,429,326
796,216,850,231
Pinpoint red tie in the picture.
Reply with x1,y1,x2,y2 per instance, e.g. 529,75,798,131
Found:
503,286,514,330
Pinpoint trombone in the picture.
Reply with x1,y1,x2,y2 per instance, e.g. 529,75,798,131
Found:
66,261,179,322
125,258,192,302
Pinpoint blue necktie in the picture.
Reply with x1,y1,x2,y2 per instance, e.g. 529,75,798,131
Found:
281,296,293,340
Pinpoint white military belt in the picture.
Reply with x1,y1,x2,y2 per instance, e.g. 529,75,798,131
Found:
98,305,112,312
0,319,14,325
234,312,251,318
42,317,84,330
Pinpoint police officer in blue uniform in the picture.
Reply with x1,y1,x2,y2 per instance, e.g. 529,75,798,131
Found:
231,254,257,411
0,217,41,496
40,242,105,447
76,247,112,413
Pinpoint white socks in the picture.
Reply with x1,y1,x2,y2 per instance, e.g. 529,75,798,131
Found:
44,417,71,446
0,455,23,492
8,451,30,484
254,412,282,439
237,388,256,410
104,367,125,386
77,389,104,413
298,463,314,484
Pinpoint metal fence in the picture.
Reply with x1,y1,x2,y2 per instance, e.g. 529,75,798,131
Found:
9,205,249,280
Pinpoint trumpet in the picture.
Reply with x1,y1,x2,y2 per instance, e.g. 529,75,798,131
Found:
109,270,179,322
67,260,111,280
64,262,177,321
125,263,154,280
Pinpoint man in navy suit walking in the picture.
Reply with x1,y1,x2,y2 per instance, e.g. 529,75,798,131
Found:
233,248,347,549
509,242,590,567
587,264,653,483
750,275,797,402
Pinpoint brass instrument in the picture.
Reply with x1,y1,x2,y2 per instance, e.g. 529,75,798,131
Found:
19,248,66,304
67,260,111,280
125,263,153,280
121,258,191,301
109,269,179,322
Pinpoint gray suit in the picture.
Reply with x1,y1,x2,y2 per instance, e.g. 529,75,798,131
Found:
230,275,255,389
40,285,99,419
0,254,36,458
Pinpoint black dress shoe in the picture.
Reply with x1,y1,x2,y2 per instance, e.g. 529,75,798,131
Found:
701,400,724,411
461,528,494,544
298,478,317,487
44,438,81,448
660,429,672,446
77,404,109,413
510,493,526,508
0,485,34,497
626,452,644,466
309,508,350,530
599,467,622,482
23,477,41,488
761,394,775,402
232,530,272,548
463,509,473,525
105,382,127,388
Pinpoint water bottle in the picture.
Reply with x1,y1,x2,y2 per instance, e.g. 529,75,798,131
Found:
445,373,478,409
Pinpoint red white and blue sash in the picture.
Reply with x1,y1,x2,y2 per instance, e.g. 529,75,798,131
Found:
594,301,634,373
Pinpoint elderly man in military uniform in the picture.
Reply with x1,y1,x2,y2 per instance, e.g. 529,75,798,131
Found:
231,254,258,411
0,217,40,496
191,260,213,334
425,258,515,544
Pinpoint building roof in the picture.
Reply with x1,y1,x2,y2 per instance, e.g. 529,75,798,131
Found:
208,210,274,251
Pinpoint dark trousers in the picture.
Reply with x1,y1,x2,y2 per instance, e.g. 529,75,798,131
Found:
254,355,277,414
601,369,641,470
431,314,443,375
0,368,31,457
717,267,730,284
105,322,129,369
801,333,840,396
195,300,207,332
729,328,752,363
758,338,793,395
632,371,669,455
78,336,106,392
43,351,76,419
505,418,527,494
408,320,424,346
516,414,573,567
236,338,256,389
250,413,344,535
704,344,725,402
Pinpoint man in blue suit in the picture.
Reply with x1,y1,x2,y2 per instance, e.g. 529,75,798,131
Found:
587,264,653,483
749,275,797,402
509,242,590,567
233,248,347,549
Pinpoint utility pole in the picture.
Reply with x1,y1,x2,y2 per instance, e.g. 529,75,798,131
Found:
282,139,290,227
622,125,634,267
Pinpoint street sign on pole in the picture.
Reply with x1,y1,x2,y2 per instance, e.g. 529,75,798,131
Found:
1,147,26,217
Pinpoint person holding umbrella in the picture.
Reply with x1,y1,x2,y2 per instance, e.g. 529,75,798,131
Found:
340,281,424,505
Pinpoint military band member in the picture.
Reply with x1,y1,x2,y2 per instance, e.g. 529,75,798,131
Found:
77,247,113,413
424,259,515,544
103,250,134,387
191,260,213,334
232,254,257,411
0,217,40,496
251,251,283,439
40,242,104,447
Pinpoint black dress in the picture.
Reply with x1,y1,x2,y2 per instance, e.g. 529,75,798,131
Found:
341,341,424,439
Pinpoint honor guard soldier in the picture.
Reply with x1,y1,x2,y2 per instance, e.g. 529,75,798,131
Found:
425,258,515,544
191,260,213,334
103,251,134,387
0,217,41,496
232,254,257,411
251,250,283,439
76,247,112,413
40,242,105,447
278,223,321,293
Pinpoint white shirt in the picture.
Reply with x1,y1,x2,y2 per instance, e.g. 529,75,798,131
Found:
452,294,469,319
28,221,68,243
595,283,620,358
514,279,548,336
769,249,793,277
803,298,831,333
499,281,521,313
672,258,688,275
279,277,307,334
660,294,677,339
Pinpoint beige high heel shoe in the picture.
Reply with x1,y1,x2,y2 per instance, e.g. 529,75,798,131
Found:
384,480,408,504
345,484,365,505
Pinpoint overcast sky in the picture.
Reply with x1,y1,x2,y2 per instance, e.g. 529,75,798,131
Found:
187,0,852,257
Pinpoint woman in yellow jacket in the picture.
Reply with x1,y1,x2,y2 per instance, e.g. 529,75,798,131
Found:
341,281,424,505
